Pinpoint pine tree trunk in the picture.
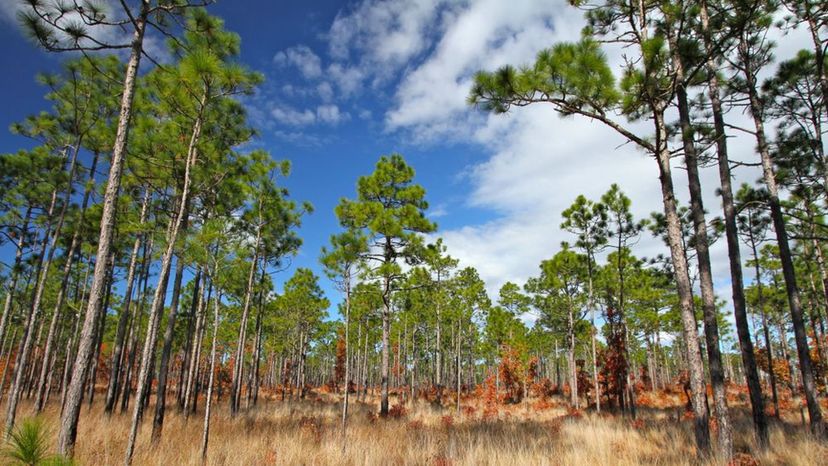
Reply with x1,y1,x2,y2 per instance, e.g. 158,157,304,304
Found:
36,151,100,412
121,236,154,414
185,276,210,417
57,4,148,455
152,237,190,443
125,92,205,463
380,279,391,416
653,107,711,456
200,287,221,462
455,319,461,415
230,224,262,415
742,43,824,433
435,274,443,405
176,283,198,410
586,260,600,413
105,191,150,414
698,0,767,447
0,330,18,398
7,144,79,434
0,207,32,358
340,275,351,442
246,267,265,410
568,308,577,409
669,31,732,456
87,263,114,406
60,288,84,412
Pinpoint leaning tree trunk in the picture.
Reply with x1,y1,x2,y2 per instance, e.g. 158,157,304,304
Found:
151,206,191,443
670,33,732,457
0,206,32,356
653,106,711,457
58,4,148,456
35,151,100,412
104,190,150,414
230,221,262,415
7,144,79,434
200,285,221,463
699,0,768,447
742,45,824,433
124,93,205,464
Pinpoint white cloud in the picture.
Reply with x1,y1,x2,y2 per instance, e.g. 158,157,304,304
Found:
320,0,812,323
0,0,23,23
385,0,580,138
328,0,450,67
317,81,334,102
270,104,316,126
316,104,349,125
1,1,171,61
268,103,349,127
326,63,365,98
274,45,323,79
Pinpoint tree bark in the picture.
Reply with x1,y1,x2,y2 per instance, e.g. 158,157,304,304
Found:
0,207,32,359
380,278,391,416
58,3,148,456
151,206,190,442
35,151,100,412
653,105,711,456
230,218,262,415
125,91,205,464
7,144,79,434
200,287,221,462
698,0,767,447
185,276,210,417
105,190,150,414
669,27,732,456
741,41,824,434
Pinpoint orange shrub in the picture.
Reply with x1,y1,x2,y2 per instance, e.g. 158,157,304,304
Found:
407,419,424,430
388,403,408,418
728,453,760,466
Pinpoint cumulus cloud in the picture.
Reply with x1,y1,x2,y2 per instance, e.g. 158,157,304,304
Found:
270,104,316,126
328,0,450,67
269,103,349,126
316,104,349,125
317,81,334,102
274,45,323,79
385,0,580,137
320,0,797,316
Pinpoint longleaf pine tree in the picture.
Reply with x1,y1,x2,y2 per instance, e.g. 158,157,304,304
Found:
335,154,436,416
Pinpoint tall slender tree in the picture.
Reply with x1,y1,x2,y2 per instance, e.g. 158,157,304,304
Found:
335,154,436,416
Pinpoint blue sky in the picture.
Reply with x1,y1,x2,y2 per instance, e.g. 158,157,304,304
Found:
0,0,813,327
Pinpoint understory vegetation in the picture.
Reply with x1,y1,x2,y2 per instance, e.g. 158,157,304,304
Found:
1,0,828,465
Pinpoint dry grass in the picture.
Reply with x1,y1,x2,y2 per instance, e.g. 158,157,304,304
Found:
5,391,827,465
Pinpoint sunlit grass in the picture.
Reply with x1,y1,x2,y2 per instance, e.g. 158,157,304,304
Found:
4,389,825,465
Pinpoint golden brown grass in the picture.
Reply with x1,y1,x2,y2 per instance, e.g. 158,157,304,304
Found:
5,392,827,466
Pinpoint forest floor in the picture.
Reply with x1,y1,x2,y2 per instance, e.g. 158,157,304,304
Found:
8,386,828,465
